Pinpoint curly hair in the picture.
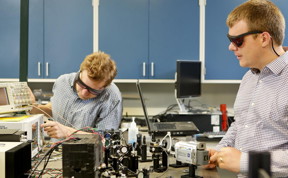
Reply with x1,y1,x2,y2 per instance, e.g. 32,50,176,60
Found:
226,0,285,46
80,51,117,87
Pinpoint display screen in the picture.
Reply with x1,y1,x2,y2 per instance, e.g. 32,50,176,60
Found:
0,87,9,105
176,60,201,98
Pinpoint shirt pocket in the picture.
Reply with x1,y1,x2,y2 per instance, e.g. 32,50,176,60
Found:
266,88,288,122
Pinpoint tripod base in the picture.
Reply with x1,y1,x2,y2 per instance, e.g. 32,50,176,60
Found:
181,175,202,178
169,160,189,168
140,159,152,162
180,164,202,178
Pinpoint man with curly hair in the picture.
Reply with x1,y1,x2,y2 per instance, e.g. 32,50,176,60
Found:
31,52,122,139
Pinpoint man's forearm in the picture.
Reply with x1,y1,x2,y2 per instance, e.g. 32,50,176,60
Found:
64,126,93,137
30,103,53,117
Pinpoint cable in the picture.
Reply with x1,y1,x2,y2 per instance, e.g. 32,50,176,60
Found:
159,132,172,152
152,104,178,121
271,37,280,57
69,126,104,139
29,127,104,177
28,136,78,178
185,99,214,112
30,104,76,129
30,104,85,141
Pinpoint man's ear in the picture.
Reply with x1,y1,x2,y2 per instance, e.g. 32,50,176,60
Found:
261,32,272,47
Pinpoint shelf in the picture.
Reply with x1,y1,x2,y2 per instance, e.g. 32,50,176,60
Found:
0,78,241,84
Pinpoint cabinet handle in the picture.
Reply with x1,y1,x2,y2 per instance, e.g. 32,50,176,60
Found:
151,62,154,77
45,62,49,77
142,62,146,77
37,62,41,76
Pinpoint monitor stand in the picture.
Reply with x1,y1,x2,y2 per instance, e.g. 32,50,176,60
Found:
175,88,188,113
176,98,188,113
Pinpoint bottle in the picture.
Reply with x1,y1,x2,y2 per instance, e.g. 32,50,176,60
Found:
128,117,139,144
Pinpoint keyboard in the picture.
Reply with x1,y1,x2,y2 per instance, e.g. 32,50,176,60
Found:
203,131,226,138
154,123,176,129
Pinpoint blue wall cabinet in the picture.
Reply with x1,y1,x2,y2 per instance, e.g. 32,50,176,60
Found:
149,0,199,79
205,0,288,80
99,0,199,79
0,0,20,78
99,0,149,79
0,0,92,79
28,0,93,79
2,0,287,81
205,0,247,80
273,0,288,48
28,0,44,79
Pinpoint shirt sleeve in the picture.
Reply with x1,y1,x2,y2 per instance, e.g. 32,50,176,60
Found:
217,119,288,176
270,150,288,176
215,121,237,150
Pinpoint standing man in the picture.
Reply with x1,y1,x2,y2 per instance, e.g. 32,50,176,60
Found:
31,51,123,139
207,0,288,177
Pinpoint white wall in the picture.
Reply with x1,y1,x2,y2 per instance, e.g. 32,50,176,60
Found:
116,83,239,116
28,82,239,117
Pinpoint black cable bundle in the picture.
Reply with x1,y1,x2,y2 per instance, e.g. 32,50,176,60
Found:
28,137,79,178
152,104,178,122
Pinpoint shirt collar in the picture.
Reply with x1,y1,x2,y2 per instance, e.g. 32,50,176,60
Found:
265,51,288,75
250,51,288,75
69,72,78,87
69,72,78,93
250,68,260,74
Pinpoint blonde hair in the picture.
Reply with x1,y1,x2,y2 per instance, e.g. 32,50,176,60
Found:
80,51,117,87
226,0,285,45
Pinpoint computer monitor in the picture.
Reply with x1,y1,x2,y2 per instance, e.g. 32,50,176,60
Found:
175,60,201,112
175,60,201,98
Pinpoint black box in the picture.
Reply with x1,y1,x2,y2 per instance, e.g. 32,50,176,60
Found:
0,142,31,178
62,134,103,178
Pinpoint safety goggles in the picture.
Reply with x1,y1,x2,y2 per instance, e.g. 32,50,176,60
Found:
74,72,104,95
227,31,263,47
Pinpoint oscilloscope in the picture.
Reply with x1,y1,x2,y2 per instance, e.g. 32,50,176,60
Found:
0,82,34,114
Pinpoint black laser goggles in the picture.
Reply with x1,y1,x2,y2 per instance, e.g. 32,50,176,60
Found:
74,72,104,95
227,31,263,47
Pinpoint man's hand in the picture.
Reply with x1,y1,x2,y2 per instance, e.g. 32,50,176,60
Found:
210,147,241,173
203,148,218,169
41,121,75,139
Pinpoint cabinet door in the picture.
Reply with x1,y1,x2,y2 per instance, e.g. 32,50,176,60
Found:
0,0,20,78
205,0,247,80
205,0,288,80
273,0,288,47
29,0,93,79
28,0,44,78
99,0,149,79
149,0,199,79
